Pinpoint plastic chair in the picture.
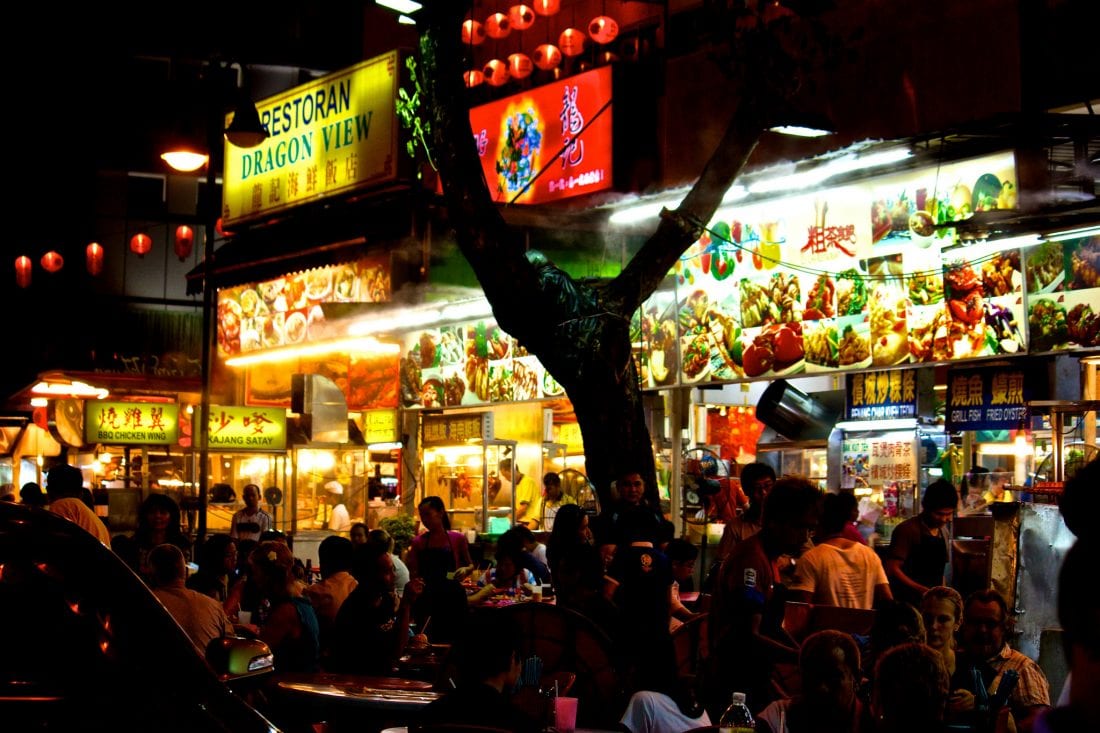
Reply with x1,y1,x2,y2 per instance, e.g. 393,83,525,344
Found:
409,725,513,733
672,612,710,680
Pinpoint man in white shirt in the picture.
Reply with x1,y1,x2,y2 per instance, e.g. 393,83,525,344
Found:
230,484,272,543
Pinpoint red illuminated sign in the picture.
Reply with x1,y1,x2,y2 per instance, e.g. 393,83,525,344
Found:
466,66,613,204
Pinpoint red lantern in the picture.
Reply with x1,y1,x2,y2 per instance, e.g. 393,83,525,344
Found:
485,12,511,39
532,0,559,16
86,242,104,276
175,225,194,261
559,27,586,57
508,53,534,80
483,59,509,87
461,19,485,45
130,233,152,257
15,255,32,288
588,15,619,44
533,43,562,70
508,4,535,30
40,251,64,273
464,69,485,87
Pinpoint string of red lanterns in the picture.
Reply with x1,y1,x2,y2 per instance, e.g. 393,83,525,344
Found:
464,2,620,87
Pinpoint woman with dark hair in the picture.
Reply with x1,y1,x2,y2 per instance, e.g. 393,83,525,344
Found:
114,493,191,583
406,495,474,643
248,540,320,673
187,533,243,615
545,502,592,577
873,642,951,732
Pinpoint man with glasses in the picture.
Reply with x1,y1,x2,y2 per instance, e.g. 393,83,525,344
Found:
885,479,958,607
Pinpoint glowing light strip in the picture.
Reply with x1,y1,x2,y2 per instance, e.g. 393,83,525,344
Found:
609,185,748,225
347,298,493,337
1044,225,1100,242
768,124,833,138
31,380,109,399
377,0,422,13
835,418,918,432
225,337,399,368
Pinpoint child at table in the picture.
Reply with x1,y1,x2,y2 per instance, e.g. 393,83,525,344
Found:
467,546,537,606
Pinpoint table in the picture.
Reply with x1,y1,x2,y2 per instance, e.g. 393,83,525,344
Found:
273,673,440,712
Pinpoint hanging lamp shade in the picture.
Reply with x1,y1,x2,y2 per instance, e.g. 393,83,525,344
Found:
485,12,511,39
130,233,152,257
588,15,619,44
508,53,534,79
461,19,486,45
508,4,536,30
224,97,269,149
483,59,510,87
40,251,64,273
85,242,104,276
559,27,586,57
532,0,559,16
533,43,562,70
15,255,32,288
464,69,485,87
175,225,195,261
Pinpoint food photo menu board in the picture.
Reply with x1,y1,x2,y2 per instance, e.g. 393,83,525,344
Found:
399,319,564,409
630,151,1098,390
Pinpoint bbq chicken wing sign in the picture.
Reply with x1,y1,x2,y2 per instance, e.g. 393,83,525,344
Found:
467,66,613,204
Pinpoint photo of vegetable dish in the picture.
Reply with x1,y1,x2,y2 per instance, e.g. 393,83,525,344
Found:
740,272,801,328
907,272,944,305
1026,241,1065,293
838,324,871,366
1028,299,1068,351
836,269,868,315
803,323,839,367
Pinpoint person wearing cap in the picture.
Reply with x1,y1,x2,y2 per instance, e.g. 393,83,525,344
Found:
325,480,350,532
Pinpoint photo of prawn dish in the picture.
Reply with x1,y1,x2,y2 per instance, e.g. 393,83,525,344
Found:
739,271,802,328
981,251,1022,297
739,322,804,378
1025,241,1066,294
1068,237,1100,289
804,274,836,321
868,284,910,366
837,322,871,367
802,321,839,369
944,261,986,326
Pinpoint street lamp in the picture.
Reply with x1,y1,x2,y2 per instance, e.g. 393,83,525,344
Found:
162,61,268,542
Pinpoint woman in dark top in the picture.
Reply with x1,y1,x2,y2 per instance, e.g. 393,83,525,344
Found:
406,496,474,642
114,493,192,583
248,540,320,673
327,543,423,674
186,533,242,617
545,503,592,578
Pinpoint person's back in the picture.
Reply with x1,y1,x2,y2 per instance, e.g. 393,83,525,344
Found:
148,543,232,655
873,642,950,733
45,464,111,548
303,535,358,655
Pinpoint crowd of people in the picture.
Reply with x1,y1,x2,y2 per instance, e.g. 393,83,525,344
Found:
10,457,1096,733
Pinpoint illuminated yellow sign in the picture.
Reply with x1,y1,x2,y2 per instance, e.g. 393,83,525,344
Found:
362,409,398,444
85,402,180,445
222,50,402,226
208,406,287,451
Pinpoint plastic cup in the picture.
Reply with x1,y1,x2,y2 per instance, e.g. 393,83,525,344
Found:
554,696,578,732
532,586,543,602
237,610,251,625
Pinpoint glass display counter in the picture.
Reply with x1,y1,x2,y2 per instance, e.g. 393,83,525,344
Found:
422,439,517,534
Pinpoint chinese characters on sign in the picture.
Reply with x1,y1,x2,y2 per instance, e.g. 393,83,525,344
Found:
845,370,917,420
840,433,917,488
206,406,287,450
421,413,493,446
84,402,180,445
945,366,1029,432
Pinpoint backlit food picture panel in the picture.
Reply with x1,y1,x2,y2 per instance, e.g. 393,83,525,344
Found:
629,151,1077,392
1026,235,1100,352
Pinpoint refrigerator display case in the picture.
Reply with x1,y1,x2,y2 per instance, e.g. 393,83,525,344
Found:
422,439,518,535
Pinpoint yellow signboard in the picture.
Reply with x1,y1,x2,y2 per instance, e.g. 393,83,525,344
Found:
85,401,180,445
362,409,398,444
222,50,402,226
208,405,287,451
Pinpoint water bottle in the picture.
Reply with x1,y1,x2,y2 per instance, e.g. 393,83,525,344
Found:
718,691,755,733
971,666,990,733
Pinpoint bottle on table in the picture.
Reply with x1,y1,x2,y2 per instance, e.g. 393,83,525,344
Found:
971,665,991,733
719,691,755,733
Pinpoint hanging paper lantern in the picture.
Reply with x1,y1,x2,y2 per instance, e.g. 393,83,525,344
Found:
215,217,235,237
464,69,485,87
485,12,511,39
40,251,64,273
532,0,559,16
461,19,485,45
130,233,152,257
85,242,104,276
175,225,194,261
15,255,32,288
559,27,586,57
483,59,509,87
508,52,534,79
533,43,562,70
508,4,535,30
588,15,619,44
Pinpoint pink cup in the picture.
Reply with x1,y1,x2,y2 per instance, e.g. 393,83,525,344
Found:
554,696,578,732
